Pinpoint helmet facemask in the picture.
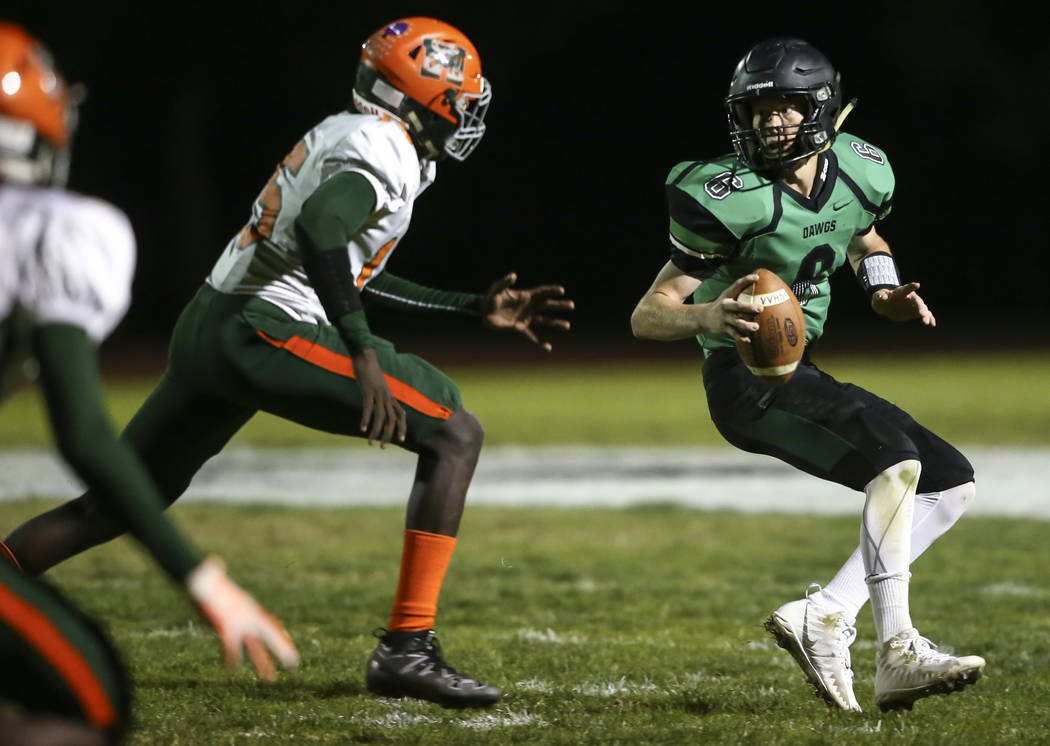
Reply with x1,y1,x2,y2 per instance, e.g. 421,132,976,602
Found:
440,77,490,161
0,125,69,186
726,82,838,172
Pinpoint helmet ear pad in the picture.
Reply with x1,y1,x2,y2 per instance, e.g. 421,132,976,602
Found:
403,101,456,160
352,64,457,160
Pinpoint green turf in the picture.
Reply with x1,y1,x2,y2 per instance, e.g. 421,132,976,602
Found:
2,350,1049,447
1,500,1046,744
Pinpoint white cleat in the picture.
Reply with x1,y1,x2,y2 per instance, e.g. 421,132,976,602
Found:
875,628,985,711
765,585,862,712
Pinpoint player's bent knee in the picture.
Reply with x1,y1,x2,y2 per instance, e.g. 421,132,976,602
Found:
944,481,976,515
427,409,484,459
448,409,484,454
868,459,921,496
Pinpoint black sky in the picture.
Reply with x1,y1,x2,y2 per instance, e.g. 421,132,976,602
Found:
7,2,1046,352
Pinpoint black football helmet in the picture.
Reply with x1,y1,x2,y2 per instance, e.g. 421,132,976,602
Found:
725,38,842,172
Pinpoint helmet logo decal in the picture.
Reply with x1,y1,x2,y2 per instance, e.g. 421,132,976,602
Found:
850,142,884,164
383,22,409,38
704,171,744,200
420,39,466,86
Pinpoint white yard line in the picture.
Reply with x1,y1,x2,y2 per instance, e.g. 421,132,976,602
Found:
0,444,1045,517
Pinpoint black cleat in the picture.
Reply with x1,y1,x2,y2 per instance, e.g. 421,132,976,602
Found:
365,628,501,708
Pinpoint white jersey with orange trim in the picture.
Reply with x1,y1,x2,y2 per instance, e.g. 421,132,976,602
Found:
0,184,134,343
207,112,436,325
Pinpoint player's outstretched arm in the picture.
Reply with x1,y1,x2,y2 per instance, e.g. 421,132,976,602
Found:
871,283,936,326
480,272,574,351
631,261,760,342
187,556,300,681
848,229,936,327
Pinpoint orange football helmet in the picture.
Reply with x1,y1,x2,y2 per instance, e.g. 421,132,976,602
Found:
0,22,78,185
352,17,491,161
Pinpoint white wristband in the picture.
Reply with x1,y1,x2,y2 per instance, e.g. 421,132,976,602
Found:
858,252,900,295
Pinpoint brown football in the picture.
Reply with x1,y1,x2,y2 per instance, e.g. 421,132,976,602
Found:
733,268,806,385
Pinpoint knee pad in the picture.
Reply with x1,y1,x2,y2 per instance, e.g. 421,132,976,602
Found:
941,481,975,517
861,459,921,576
865,459,922,502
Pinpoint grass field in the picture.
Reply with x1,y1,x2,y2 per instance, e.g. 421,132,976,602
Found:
2,351,1049,744
0,501,1046,745
2,349,1050,448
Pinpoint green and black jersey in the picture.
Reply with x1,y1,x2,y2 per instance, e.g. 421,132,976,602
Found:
665,132,894,355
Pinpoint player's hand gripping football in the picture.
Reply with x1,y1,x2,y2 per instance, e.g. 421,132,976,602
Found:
704,273,763,343
871,282,936,326
186,555,300,681
481,272,574,351
353,347,407,447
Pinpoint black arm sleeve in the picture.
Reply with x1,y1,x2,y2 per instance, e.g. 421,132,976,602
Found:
31,323,202,581
295,171,379,354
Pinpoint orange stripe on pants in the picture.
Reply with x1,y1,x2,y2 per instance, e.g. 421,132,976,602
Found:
0,582,117,728
257,330,453,420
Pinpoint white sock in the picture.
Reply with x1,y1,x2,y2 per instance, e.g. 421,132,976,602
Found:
811,481,974,622
867,571,913,643
911,482,975,554
861,460,919,643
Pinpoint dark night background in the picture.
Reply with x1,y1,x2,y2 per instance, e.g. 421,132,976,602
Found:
6,2,1047,361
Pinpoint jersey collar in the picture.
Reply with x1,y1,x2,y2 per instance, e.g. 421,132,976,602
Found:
775,151,838,213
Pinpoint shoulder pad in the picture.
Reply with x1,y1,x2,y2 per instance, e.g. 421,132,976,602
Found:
832,132,894,215
35,191,135,341
322,114,421,210
667,157,776,240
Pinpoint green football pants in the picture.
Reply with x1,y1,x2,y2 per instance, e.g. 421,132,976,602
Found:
0,562,130,741
120,284,463,504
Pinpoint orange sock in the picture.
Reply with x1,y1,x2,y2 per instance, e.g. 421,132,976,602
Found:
0,541,21,570
388,529,457,631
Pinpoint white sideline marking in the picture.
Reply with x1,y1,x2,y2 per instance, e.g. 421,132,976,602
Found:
572,676,661,695
459,710,548,729
0,445,1047,518
979,582,1047,598
514,678,555,693
516,628,586,644
357,712,440,728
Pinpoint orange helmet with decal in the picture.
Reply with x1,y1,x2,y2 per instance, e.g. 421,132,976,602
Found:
0,22,78,185
353,18,491,161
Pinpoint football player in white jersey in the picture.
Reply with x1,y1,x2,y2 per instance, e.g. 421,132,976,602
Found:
2,17,573,709
0,21,299,744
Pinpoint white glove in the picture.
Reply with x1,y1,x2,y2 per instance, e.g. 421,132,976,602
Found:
186,555,300,681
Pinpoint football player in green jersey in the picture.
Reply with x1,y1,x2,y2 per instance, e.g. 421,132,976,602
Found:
631,37,984,712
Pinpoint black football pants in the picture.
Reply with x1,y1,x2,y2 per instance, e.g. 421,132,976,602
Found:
702,348,974,493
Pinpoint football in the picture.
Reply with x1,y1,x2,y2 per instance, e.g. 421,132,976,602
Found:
734,268,806,385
